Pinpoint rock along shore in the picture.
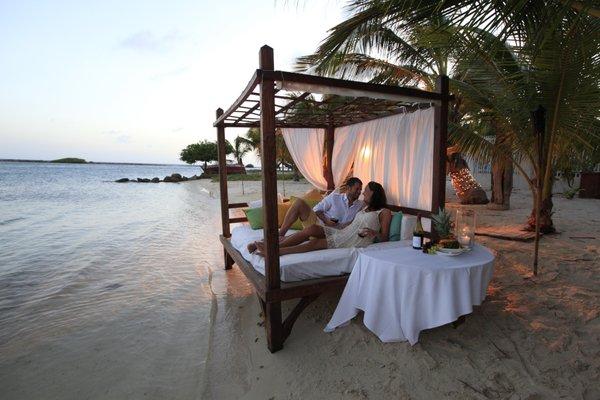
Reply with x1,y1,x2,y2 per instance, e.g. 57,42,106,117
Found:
115,173,202,183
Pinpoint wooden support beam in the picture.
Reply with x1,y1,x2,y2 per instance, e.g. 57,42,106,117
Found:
217,108,234,269
432,75,449,238
264,70,449,104
228,202,249,209
213,71,260,127
282,294,319,340
275,92,311,116
324,125,335,190
259,45,283,353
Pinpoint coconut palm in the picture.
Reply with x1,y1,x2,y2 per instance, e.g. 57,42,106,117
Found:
296,0,600,231
449,12,600,232
232,136,251,165
296,13,491,204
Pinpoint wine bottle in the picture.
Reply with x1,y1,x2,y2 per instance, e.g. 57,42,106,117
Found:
412,214,425,250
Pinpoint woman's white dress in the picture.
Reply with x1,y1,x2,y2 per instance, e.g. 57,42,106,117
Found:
324,208,383,249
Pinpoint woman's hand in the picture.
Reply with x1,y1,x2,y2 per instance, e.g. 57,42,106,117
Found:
360,228,377,238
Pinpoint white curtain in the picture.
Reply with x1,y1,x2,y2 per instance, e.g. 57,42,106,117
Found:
281,109,435,211
282,128,328,190
333,108,434,211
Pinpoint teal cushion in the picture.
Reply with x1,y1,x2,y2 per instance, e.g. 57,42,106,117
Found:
389,212,403,241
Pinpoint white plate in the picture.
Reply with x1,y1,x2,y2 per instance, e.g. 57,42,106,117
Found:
437,247,466,256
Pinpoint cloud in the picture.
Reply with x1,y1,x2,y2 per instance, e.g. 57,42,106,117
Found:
119,30,183,52
150,66,190,80
115,135,131,144
171,127,183,133
101,130,131,144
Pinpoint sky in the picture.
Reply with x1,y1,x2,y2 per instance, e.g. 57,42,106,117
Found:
0,0,345,164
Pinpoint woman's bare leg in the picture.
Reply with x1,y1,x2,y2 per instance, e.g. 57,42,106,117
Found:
279,199,313,237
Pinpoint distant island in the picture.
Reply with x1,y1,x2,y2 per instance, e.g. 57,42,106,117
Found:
51,157,87,164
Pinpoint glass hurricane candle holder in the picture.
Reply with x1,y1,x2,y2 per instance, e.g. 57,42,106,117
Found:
455,209,476,249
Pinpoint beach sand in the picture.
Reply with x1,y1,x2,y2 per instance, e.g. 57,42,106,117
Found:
202,179,599,399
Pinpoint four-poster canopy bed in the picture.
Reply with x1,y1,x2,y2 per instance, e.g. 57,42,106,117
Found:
214,45,452,353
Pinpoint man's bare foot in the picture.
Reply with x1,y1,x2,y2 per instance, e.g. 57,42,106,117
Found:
247,241,258,253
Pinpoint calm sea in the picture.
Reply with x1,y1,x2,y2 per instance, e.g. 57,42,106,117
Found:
0,161,223,399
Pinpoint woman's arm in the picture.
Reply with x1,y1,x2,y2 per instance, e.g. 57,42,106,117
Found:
376,209,392,242
363,208,392,242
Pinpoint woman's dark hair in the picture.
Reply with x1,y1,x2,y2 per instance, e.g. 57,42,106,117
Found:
366,181,387,211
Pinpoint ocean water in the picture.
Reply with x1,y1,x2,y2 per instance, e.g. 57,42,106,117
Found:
0,162,223,399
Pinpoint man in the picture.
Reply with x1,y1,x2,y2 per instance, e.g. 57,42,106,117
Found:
278,177,364,237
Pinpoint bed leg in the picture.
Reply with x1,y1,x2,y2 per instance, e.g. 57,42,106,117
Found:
265,302,284,353
224,249,234,270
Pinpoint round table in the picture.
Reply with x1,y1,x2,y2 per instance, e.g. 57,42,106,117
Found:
325,241,495,345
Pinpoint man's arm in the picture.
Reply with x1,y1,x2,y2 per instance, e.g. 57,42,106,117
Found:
315,210,337,226
313,193,337,226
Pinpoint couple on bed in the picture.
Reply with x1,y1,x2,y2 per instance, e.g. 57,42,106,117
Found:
248,177,392,257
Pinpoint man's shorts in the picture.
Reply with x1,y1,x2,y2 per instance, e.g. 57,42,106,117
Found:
301,208,320,229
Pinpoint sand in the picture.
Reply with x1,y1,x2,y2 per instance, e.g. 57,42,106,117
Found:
201,179,599,400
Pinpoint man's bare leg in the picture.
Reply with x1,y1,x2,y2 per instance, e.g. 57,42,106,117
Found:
279,199,314,237
256,238,327,256
250,224,325,254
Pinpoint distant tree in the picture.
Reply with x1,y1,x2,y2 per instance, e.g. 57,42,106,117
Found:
180,140,233,170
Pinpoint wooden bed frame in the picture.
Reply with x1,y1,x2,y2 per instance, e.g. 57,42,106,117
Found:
214,46,451,352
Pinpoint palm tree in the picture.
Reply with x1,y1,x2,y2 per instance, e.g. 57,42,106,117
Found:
296,13,490,205
448,12,600,232
232,136,251,165
239,127,302,179
240,128,261,159
296,0,600,232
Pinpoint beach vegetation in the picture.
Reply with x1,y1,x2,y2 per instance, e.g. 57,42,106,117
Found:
210,172,303,182
51,157,87,163
180,140,233,170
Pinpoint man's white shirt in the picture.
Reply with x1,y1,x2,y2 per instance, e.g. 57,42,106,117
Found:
313,191,364,225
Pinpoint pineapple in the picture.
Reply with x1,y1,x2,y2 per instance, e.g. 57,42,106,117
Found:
431,208,460,248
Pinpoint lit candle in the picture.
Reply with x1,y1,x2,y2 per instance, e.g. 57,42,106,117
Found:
458,234,470,247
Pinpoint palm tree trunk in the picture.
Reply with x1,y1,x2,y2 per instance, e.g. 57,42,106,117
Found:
489,155,513,210
526,190,555,233
447,152,489,204
292,164,300,182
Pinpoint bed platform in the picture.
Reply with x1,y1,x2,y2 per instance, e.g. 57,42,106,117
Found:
214,45,450,352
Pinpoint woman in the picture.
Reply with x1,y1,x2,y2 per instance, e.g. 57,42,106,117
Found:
248,181,392,256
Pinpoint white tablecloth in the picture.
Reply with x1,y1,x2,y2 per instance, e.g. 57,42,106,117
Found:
325,241,495,345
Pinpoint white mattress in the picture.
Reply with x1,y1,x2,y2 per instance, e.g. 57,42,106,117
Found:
230,225,406,282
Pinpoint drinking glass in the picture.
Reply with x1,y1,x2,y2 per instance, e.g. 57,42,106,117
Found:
455,209,476,249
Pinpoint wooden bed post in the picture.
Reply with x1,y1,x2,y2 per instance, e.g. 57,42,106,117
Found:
259,45,284,353
432,75,449,236
216,108,234,269
324,125,335,191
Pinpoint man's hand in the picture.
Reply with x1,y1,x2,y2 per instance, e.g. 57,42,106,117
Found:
324,218,338,227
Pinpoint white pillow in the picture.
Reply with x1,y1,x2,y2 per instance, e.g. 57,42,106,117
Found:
248,199,262,208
